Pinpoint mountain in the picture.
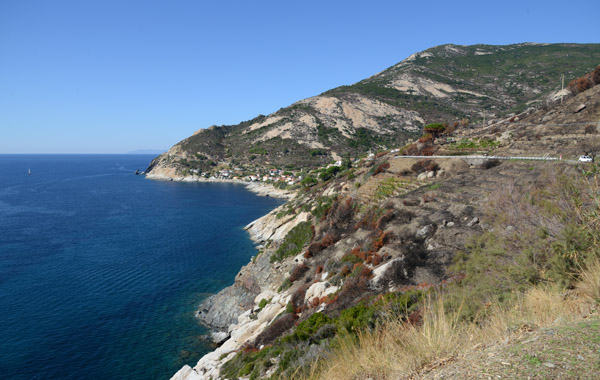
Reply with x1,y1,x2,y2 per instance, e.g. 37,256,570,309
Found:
146,43,600,178
171,72,600,380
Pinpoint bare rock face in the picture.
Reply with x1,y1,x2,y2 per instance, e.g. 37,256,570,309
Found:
197,207,303,330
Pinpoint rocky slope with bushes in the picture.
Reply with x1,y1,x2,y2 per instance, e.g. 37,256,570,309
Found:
147,43,600,177
167,58,600,380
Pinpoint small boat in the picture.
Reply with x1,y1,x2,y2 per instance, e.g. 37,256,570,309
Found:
28,168,31,176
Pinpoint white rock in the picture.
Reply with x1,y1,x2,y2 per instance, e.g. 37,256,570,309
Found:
293,252,307,265
211,331,229,345
416,224,433,238
237,309,252,323
304,282,338,304
372,258,404,285
254,290,277,305
170,365,203,380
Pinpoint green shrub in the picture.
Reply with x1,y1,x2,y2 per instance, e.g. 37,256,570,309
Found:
311,195,336,220
249,146,268,155
310,149,327,156
282,312,334,343
278,278,292,292
423,123,446,136
270,221,314,263
319,166,341,181
301,176,318,187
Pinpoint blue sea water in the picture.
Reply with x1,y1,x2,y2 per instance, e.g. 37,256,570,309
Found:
0,155,283,380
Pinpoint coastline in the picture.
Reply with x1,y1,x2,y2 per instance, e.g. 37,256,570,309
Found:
146,171,299,379
145,173,296,199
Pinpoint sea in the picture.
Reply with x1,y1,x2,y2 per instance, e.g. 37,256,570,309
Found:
0,155,284,380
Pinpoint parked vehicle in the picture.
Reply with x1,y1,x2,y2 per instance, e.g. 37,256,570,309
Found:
578,155,593,162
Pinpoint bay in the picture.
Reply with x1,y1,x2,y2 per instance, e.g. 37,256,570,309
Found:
0,154,283,380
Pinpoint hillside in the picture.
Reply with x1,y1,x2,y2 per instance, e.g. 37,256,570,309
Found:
147,43,600,178
169,65,600,380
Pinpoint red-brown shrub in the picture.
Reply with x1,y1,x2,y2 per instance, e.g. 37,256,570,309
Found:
407,309,422,326
370,230,392,253
422,192,437,203
426,161,440,172
321,234,336,247
340,265,351,276
253,313,297,346
420,145,438,156
411,159,432,174
402,143,419,156
291,285,307,307
568,74,593,94
593,65,600,85
376,209,395,230
358,265,372,279
418,133,433,144
352,262,363,271
354,207,380,230
372,253,382,266
316,265,323,274
289,264,309,282
242,346,259,354
325,294,338,305
373,161,390,175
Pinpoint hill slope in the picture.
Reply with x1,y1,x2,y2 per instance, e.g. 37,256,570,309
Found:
147,43,600,177
169,72,600,380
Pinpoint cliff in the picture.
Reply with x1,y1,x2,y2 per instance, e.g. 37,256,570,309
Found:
167,66,600,380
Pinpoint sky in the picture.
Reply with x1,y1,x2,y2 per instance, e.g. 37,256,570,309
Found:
0,0,597,153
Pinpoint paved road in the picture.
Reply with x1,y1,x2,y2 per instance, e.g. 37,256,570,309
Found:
393,155,585,164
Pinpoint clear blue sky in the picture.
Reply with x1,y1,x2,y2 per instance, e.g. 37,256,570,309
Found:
0,0,597,153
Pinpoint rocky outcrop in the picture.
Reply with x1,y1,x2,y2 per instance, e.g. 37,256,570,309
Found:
172,289,292,380
197,204,309,330
176,201,313,379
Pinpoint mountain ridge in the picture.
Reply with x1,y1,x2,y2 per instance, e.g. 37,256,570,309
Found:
146,43,600,178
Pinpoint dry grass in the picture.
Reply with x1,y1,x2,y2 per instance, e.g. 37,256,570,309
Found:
307,295,469,380
577,258,600,303
300,266,599,380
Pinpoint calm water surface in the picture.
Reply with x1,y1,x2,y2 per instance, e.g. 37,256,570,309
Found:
0,155,283,380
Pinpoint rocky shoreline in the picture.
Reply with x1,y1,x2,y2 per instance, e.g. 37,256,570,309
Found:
169,201,307,380
145,172,300,380
145,172,296,199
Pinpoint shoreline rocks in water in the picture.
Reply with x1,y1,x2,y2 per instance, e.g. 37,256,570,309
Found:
145,172,296,199
168,199,306,380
